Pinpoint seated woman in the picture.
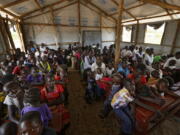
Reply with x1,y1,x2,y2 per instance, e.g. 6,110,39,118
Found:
21,87,52,127
26,67,44,87
3,81,24,124
40,74,70,133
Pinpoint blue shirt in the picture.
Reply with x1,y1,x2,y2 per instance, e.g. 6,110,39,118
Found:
117,64,130,77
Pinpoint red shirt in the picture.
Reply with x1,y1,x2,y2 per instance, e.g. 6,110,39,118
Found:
41,84,64,102
127,74,147,84
12,66,21,75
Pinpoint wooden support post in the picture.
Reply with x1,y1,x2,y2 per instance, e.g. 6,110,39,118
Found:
100,15,102,48
160,22,167,46
115,0,124,68
170,21,180,54
4,19,16,52
135,21,139,45
50,7,59,46
78,0,81,46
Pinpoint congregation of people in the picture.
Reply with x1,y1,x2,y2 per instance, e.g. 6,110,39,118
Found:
0,42,180,135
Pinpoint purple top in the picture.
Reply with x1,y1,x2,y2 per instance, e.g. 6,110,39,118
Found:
21,104,52,127
26,74,43,83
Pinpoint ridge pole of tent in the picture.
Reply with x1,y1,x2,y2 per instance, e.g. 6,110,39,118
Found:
115,0,124,68
78,0,81,46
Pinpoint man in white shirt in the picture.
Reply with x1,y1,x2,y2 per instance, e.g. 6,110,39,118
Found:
91,56,106,74
164,51,180,69
83,52,96,70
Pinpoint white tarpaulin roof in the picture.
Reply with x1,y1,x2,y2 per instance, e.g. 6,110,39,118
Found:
0,0,180,24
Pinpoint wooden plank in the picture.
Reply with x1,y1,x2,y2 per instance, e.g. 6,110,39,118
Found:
170,21,180,54
140,0,180,11
34,0,41,9
110,0,137,20
2,0,30,8
115,0,124,68
80,2,115,23
23,1,77,20
22,22,116,28
110,3,146,16
21,0,67,18
0,7,19,18
122,11,180,23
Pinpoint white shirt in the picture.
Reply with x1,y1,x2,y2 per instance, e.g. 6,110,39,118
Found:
144,54,154,66
83,56,96,70
91,62,106,74
95,73,103,81
4,95,20,108
106,67,114,77
164,57,180,69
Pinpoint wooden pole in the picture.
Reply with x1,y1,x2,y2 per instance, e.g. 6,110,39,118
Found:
170,21,180,54
100,15,102,48
160,22,167,46
135,21,139,45
50,7,60,46
115,0,124,68
78,0,81,46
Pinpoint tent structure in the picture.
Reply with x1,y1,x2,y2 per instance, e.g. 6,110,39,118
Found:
0,0,180,63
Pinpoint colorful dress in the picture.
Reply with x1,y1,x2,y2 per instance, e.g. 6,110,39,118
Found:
41,85,70,132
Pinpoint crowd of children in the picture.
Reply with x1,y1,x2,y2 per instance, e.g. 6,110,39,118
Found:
0,43,180,135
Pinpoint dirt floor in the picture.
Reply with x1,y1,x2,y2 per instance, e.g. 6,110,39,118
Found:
66,70,180,135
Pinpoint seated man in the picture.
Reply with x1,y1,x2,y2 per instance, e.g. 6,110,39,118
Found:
19,111,57,135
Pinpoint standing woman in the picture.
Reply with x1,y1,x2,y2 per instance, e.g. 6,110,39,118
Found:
3,81,24,124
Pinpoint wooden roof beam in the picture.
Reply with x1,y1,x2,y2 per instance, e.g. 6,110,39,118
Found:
2,0,30,8
0,7,19,18
34,0,41,9
111,0,137,20
122,11,180,24
80,2,114,23
20,0,68,18
139,0,180,11
87,1,117,22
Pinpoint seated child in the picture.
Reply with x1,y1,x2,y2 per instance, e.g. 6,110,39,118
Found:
147,70,160,86
0,122,18,135
3,81,24,124
21,88,52,127
95,68,103,81
99,73,122,119
111,79,135,135
105,63,115,77
26,67,44,86
19,111,56,135
0,83,5,122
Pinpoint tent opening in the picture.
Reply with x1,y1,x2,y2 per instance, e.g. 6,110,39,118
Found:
9,22,24,51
